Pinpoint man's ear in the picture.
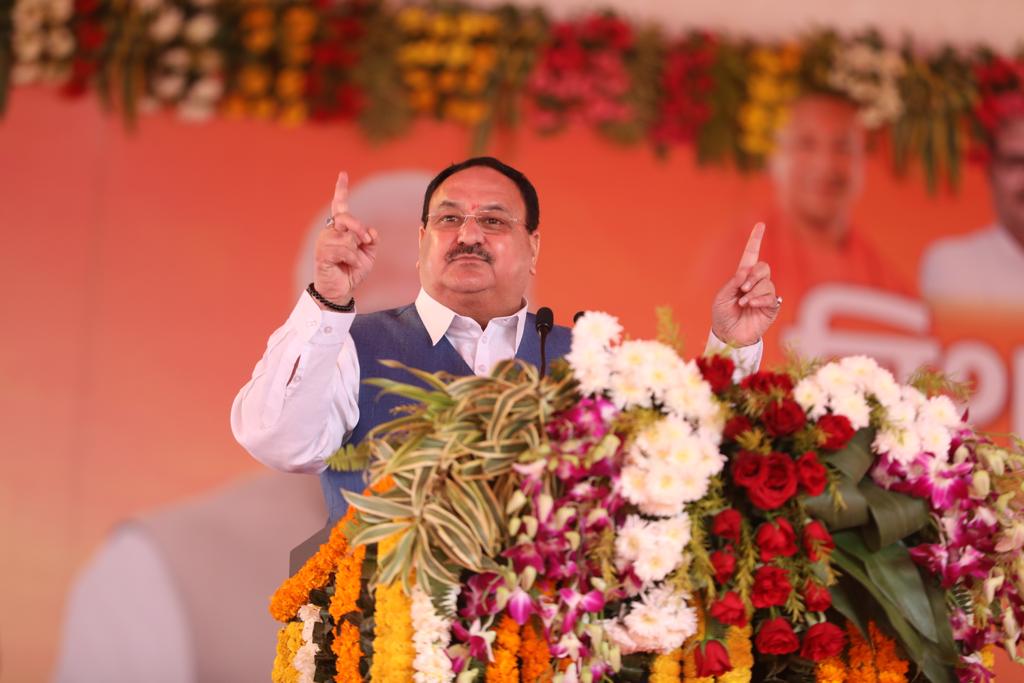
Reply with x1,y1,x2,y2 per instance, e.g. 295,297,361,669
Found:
529,230,540,275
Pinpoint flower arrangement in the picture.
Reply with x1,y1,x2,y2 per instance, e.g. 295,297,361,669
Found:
268,310,1024,683
6,3,1024,189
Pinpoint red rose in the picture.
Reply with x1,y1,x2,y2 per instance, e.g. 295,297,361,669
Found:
755,518,798,562
711,508,743,543
747,453,798,510
755,617,800,655
708,591,748,627
751,566,792,608
723,415,753,442
800,622,846,661
695,639,732,677
731,451,766,488
697,355,735,393
803,520,835,561
741,371,794,393
818,414,855,451
710,548,737,585
803,580,832,612
796,451,828,497
763,398,807,437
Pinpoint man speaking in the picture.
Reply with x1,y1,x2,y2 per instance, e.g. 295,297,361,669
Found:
231,157,780,522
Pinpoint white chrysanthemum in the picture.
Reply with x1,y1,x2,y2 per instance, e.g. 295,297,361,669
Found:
838,356,884,392
900,385,927,410
868,371,902,408
874,427,922,465
567,343,611,395
886,398,918,430
608,367,651,410
829,391,871,430
623,602,668,641
572,311,622,351
619,464,651,507
410,586,455,683
817,362,857,397
614,514,650,566
794,377,828,419
920,395,961,428
634,537,680,583
917,420,953,459
651,513,691,554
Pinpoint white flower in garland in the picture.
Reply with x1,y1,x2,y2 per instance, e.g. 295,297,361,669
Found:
410,585,456,683
606,585,697,654
827,38,906,129
293,603,322,683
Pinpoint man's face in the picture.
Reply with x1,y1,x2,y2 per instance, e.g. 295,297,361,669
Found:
770,95,865,236
418,166,539,316
990,116,1024,238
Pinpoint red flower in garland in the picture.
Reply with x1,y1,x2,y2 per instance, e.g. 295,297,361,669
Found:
731,451,766,488
818,414,855,451
796,451,828,497
755,518,797,562
709,591,748,627
711,508,743,543
803,580,832,612
802,520,835,561
762,398,806,437
723,414,753,442
710,547,738,584
740,371,794,394
695,639,732,677
746,452,798,510
751,566,791,608
755,617,800,655
800,622,846,661
697,355,735,393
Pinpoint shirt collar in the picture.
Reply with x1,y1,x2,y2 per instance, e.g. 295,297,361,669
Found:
414,288,529,350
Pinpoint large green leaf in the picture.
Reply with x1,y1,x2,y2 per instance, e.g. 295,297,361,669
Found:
823,428,875,481
350,521,412,548
342,490,415,520
804,478,868,529
859,480,930,551
832,542,957,683
835,532,938,642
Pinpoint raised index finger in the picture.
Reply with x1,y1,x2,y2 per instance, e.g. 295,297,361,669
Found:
331,171,349,218
736,222,765,272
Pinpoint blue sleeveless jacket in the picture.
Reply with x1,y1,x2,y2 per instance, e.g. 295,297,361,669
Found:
320,304,572,523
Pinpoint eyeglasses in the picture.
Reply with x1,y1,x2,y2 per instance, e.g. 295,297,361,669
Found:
426,211,523,234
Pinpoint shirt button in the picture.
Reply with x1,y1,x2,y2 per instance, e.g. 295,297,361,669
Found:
477,364,486,373
323,326,333,334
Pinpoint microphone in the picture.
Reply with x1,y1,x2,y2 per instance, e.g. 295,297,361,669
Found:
536,307,554,378
573,311,585,324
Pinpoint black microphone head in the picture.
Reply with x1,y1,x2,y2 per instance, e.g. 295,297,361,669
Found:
573,310,585,324
536,306,554,332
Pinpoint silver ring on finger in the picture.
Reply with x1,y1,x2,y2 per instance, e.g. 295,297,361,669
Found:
326,216,335,227
776,295,783,307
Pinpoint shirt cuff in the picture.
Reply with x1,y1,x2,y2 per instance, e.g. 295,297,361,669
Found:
704,330,763,378
288,290,356,346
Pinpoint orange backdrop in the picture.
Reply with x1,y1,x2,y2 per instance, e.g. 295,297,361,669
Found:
1,86,1021,680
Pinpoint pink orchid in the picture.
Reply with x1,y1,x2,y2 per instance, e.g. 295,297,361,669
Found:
558,588,605,632
450,619,495,662
507,587,536,626
459,572,503,619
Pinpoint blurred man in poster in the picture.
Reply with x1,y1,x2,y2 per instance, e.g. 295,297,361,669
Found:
920,112,1024,313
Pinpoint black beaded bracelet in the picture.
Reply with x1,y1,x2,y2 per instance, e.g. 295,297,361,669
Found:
306,283,355,312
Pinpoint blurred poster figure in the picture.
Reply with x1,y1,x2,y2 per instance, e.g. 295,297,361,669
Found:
920,113,1024,314
52,170,429,683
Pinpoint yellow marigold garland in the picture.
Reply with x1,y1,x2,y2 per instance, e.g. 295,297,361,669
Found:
868,622,908,683
717,625,753,683
519,618,554,682
651,647,683,682
271,620,304,683
486,614,521,683
269,504,358,623
368,531,415,683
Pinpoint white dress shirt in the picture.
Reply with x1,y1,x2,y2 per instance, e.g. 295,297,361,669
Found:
231,289,762,474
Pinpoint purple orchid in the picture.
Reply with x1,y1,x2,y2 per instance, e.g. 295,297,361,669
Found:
450,619,495,662
506,587,536,625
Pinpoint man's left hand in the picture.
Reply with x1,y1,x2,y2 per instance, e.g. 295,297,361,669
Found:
711,223,780,347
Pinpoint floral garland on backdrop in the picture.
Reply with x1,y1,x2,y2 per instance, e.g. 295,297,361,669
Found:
4,1,1024,188
269,311,1024,683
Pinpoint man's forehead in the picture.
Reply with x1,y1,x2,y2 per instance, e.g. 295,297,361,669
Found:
430,167,525,211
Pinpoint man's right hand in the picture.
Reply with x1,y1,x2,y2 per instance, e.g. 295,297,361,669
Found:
313,172,379,307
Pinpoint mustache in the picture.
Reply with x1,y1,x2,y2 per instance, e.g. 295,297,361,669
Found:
446,243,494,264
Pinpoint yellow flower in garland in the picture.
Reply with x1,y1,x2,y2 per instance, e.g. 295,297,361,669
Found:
816,621,909,683
519,619,553,682
739,44,802,157
271,621,303,683
816,657,848,683
486,614,521,682
868,622,907,683
332,621,362,683
651,648,682,682
239,64,272,98
369,532,414,683
329,538,366,683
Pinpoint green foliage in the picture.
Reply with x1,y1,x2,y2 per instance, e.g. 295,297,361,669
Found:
342,358,579,595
